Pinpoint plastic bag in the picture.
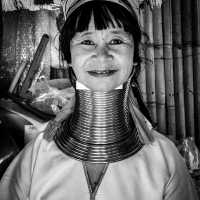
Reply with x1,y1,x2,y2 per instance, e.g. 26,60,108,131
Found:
30,76,75,115
179,137,200,172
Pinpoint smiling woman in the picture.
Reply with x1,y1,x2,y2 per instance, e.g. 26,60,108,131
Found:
70,27,134,91
0,0,198,200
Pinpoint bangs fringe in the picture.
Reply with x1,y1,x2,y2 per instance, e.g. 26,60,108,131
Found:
71,1,134,32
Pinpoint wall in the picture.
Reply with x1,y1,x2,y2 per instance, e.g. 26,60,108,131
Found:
138,0,200,146
0,9,60,94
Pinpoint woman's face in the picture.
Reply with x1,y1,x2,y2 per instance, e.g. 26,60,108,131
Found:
70,18,134,91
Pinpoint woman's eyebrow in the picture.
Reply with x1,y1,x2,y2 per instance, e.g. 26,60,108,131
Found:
110,30,130,37
72,32,93,42
78,31,94,37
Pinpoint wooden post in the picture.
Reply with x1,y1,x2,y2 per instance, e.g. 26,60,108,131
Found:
172,0,186,140
162,0,176,139
138,8,147,103
49,11,60,71
192,0,200,145
153,7,166,134
144,3,157,124
181,0,195,138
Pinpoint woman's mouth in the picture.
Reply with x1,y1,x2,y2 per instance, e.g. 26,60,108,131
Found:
87,70,118,77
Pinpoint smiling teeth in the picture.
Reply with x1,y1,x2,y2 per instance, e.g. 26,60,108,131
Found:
87,69,117,77
95,70,110,74
89,70,116,73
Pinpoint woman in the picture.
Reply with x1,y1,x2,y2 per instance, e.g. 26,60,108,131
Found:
0,0,198,199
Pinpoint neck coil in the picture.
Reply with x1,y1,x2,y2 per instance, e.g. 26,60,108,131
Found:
54,88,143,163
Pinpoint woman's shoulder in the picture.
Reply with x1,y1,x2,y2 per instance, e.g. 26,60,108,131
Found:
8,133,49,173
151,130,177,153
0,131,66,183
23,119,64,159
146,130,185,170
20,132,48,159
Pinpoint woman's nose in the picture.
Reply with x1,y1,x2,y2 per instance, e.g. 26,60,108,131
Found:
95,44,112,59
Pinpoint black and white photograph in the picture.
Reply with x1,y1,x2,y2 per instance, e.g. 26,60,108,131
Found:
0,0,199,199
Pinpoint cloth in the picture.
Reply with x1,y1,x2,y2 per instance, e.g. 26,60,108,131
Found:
0,130,198,200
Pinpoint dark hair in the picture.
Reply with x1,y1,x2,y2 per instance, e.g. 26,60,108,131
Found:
60,1,141,66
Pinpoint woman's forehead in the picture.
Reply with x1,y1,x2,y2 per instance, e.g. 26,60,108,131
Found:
87,14,121,30
76,28,131,36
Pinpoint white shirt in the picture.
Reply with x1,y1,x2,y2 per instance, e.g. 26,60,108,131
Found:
0,130,198,200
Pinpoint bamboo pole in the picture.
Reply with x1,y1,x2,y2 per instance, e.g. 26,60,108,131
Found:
138,8,147,103
49,10,60,73
162,0,176,139
152,6,166,134
172,0,186,140
8,62,26,93
192,0,200,145
181,0,195,138
144,3,157,124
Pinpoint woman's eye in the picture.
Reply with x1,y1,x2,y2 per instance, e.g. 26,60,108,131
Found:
109,39,123,45
81,40,95,45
